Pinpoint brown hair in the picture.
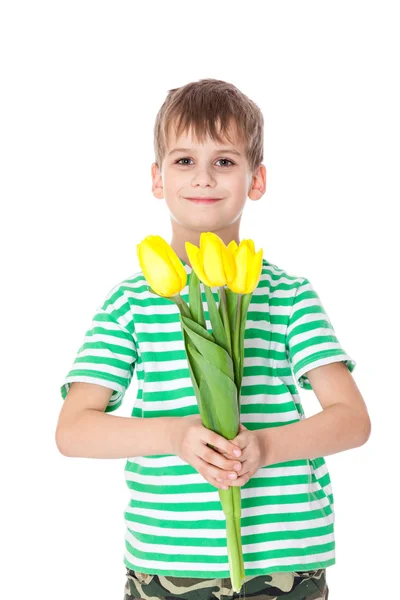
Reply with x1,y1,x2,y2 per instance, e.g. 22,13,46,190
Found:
153,78,264,173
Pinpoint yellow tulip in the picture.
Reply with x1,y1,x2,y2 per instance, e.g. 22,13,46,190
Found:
227,239,263,294
185,232,236,287
137,235,187,297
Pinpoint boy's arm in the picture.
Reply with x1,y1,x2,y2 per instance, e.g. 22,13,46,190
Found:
258,361,371,466
55,382,180,459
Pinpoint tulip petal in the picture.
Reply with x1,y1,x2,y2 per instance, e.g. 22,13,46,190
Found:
229,243,251,294
202,234,226,286
137,236,186,297
166,244,188,289
245,239,255,254
186,241,213,287
228,240,239,255
221,243,237,284
145,247,181,296
185,241,199,264
245,249,263,293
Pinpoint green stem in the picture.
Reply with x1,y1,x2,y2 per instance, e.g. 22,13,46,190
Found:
237,292,253,396
219,488,244,593
232,485,245,583
233,293,242,411
171,293,192,319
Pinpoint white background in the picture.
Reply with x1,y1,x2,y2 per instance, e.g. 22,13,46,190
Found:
1,1,399,598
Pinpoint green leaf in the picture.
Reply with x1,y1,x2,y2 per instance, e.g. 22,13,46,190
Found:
203,285,230,354
197,354,239,440
181,315,235,382
185,341,238,438
218,290,224,320
188,270,207,330
180,313,216,343
186,342,217,431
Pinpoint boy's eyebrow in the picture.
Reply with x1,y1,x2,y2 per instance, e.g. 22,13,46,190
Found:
168,147,242,157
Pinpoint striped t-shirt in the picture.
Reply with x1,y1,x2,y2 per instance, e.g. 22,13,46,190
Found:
60,257,356,578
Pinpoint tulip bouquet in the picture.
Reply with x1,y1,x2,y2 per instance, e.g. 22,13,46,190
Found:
137,232,263,592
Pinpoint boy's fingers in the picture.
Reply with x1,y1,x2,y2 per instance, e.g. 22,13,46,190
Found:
214,447,242,458
207,433,241,458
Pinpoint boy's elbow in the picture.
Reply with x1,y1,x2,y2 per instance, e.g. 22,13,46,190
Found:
359,414,372,446
55,426,72,456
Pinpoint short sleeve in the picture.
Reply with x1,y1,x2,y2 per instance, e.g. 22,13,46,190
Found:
285,278,356,390
60,293,138,413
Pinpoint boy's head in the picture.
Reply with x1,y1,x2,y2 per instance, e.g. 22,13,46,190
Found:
151,79,266,253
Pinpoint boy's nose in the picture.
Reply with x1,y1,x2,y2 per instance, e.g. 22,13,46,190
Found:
191,170,217,186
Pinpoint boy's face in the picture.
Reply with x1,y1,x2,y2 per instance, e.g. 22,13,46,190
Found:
151,120,265,236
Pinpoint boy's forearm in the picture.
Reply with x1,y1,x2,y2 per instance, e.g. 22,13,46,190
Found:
57,410,181,459
259,403,371,466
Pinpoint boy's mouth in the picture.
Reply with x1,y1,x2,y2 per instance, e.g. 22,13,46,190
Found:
185,196,224,204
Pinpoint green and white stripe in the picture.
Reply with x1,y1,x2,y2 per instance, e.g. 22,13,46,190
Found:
61,258,356,578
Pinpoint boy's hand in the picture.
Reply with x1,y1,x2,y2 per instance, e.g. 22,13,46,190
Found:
172,414,243,490
214,423,266,486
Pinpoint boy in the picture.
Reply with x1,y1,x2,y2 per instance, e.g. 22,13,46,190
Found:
56,78,371,600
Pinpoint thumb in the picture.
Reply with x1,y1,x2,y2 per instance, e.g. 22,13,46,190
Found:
230,423,247,449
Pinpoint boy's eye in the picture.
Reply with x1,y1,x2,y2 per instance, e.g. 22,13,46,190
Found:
216,159,234,167
175,158,234,168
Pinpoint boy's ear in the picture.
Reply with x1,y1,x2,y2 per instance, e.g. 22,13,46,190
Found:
248,164,266,201
151,162,164,199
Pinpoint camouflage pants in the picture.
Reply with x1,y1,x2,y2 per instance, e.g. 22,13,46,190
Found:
123,568,329,600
